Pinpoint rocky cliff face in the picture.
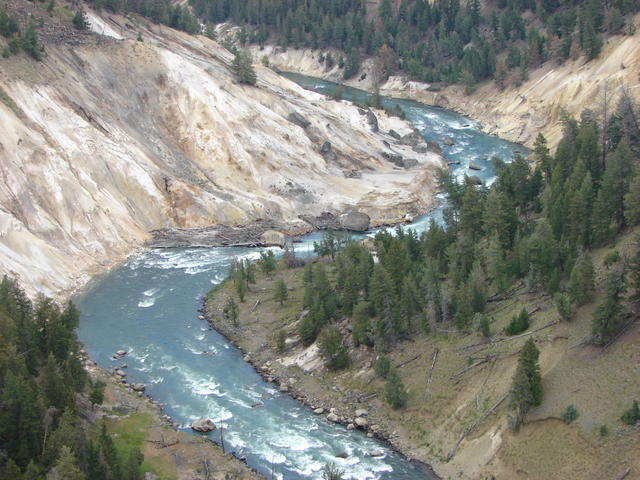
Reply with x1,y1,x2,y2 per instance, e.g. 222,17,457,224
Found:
0,9,443,298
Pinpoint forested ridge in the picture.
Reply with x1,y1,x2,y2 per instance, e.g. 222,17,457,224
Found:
0,277,145,480
189,0,640,88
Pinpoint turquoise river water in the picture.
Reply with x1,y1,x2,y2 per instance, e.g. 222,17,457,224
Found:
75,74,522,479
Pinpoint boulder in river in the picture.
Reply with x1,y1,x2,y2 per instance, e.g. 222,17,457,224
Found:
287,110,311,129
443,136,455,146
326,412,339,423
313,408,325,414
468,175,483,186
338,211,370,232
260,230,286,248
131,383,146,392
191,418,216,432
468,162,482,171
335,452,349,459
115,350,127,357
369,450,384,457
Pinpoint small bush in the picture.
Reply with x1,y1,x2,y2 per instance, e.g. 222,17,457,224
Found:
374,354,391,378
603,250,621,268
599,424,609,437
275,329,286,353
561,405,579,424
621,400,640,425
505,308,529,335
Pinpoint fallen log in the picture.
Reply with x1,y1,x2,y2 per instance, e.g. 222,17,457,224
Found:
450,354,498,379
395,353,422,369
250,298,261,312
613,468,630,480
424,348,439,399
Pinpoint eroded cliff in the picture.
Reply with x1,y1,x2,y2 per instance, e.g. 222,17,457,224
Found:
0,7,443,297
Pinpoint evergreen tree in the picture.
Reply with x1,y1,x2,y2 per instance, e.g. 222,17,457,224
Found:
223,297,239,326
592,264,626,344
628,234,640,302
274,278,288,306
384,368,408,409
509,339,542,430
53,446,85,480
554,293,572,321
72,9,88,30
231,50,257,85
22,24,42,61
568,253,595,305
318,326,349,370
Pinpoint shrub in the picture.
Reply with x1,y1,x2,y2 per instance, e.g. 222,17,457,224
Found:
621,400,640,425
374,354,391,378
275,329,286,353
561,405,579,424
505,308,529,335
599,424,609,437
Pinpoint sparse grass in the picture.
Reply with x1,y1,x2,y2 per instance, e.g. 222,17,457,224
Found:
0,86,26,119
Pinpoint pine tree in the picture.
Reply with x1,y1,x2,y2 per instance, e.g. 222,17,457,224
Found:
22,24,42,61
231,50,257,85
554,293,572,321
628,234,640,302
318,326,349,370
568,253,595,305
274,278,288,306
384,368,408,409
223,297,239,326
53,446,85,480
72,9,88,30
509,338,542,430
592,264,626,344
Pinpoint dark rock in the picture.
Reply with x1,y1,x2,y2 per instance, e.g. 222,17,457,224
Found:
382,151,403,166
412,145,428,153
443,136,455,146
448,161,461,166
382,140,390,148
338,211,370,232
369,450,384,457
366,110,378,132
426,141,441,154
320,141,332,154
388,129,401,139
401,158,418,169
288,110,310,129
343,170,362,179
335,452,349,459
468,162,482,171
468,175,483,185
398,131,422,146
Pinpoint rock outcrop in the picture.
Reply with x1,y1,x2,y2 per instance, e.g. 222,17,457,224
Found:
338,212,370,232
191,418,216,432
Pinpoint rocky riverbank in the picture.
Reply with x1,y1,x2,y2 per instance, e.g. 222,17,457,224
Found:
202,283,441,479
82,350,263,480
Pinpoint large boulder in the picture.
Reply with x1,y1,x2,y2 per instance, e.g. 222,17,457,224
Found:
338,211,370,232
426,140,441,154
355,417,369,428
191,418,216,433
326,412,339,423
131,383,146,392
288,110,311,129
468,175,483,186
261,230,286,248
468,162,482,171
443,136,455,146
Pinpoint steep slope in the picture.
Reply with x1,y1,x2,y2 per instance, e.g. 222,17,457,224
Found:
253,13,640,148
0,7,443,298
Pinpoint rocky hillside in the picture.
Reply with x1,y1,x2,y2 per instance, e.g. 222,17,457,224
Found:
253,12,640,148
0,3,443,298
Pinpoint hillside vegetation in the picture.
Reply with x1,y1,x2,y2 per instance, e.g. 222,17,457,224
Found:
206,103,640,478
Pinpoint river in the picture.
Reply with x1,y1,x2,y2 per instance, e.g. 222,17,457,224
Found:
75,74,522,480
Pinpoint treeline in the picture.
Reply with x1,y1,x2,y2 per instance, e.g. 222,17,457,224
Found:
0,8,43,60
188,0,639,88
256,89,639,368
86,0,201,34
0,276,143,480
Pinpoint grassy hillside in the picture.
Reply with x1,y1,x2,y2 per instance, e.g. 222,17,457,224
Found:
205,228,640,479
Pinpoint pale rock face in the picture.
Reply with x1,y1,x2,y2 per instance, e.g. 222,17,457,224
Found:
0,12,444,298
